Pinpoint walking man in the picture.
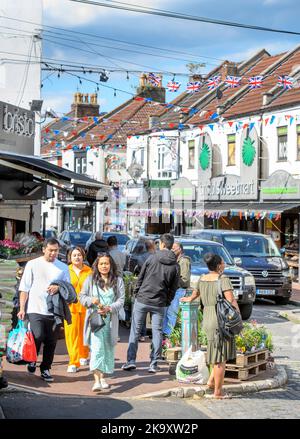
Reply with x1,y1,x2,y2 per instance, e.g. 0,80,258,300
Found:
122,233,179,373
163,241,191,336
107,235,126,277
17,238,70,382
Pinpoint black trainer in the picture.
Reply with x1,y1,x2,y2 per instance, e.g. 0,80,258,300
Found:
40,369,54,382
27,362,36,374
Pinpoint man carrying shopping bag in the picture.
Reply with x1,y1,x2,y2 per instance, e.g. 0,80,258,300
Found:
17,238,70,382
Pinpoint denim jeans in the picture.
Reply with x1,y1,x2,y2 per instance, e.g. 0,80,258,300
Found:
127,300,165,366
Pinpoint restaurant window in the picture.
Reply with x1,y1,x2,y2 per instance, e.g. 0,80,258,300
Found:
227,134,236,166
277,126,288,161
74,153,87,174
188,140,195,168
297,125,300,160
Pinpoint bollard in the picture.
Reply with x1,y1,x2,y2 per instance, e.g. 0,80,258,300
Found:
180,300,199,354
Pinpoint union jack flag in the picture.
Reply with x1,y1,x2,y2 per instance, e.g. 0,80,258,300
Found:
206,75,221,90
186,81,202,92
147,72,161,87
278,75,294,90
248,76,264,89
167,81,181,92
224,75,242,88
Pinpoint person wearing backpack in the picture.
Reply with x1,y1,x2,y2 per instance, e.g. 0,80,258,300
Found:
182,253,240,399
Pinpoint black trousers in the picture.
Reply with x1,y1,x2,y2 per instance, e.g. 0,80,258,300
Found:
27,313,59,371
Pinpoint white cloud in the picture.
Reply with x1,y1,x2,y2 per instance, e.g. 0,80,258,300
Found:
43,0,171,27
42,93,72,114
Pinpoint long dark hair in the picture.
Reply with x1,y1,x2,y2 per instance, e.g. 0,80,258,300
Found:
92,252,118,290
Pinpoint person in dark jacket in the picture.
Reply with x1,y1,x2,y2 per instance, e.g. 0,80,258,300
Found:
86,232,108,266
122,233,179,373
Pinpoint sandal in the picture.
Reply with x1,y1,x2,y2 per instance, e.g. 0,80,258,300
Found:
204,393,232,400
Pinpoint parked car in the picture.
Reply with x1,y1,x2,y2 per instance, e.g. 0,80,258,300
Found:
42,229,57,239
85,232,131,253
189,229,292,305
58,230,92,262
125,236,256,320
179,238,256,320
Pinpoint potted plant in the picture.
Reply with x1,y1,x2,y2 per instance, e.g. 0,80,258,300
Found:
0,239,25,259
235,320,273,354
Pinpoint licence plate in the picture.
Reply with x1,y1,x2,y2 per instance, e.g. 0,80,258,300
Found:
256,289,276,295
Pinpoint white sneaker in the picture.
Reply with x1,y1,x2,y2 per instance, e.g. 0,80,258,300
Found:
67,365,78,373
79,358,88,366
92,382,102,392
100,378,110,389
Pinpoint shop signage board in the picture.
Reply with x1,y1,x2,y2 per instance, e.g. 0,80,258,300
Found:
171,177,196,201
261,170,300,200
148,179,171,188
74,184,108,202
198,127,258,201
0,101,35,155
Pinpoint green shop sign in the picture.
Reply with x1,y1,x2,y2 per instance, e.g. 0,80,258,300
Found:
199,143,210,171
148,179,170,188
262,187,298,194
242,137,256,166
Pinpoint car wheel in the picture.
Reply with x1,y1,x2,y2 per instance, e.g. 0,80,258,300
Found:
274,297,290,305
239,303,253,320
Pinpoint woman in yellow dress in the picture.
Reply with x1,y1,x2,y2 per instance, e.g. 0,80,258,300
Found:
65,246,91,372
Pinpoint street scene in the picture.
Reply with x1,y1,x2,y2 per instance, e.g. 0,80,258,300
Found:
1,0,300,424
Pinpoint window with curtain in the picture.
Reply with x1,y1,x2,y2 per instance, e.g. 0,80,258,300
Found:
227,134,236,165
277,126,288,161
188,140,195,168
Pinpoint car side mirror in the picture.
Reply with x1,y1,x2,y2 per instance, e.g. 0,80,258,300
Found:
234,257,242,265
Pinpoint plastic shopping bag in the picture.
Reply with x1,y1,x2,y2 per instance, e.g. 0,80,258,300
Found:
176,346,209,384
22,328,37,363
6,320,27,364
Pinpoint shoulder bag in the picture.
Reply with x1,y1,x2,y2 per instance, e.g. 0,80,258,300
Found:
88,284,106,333
216,276,243,340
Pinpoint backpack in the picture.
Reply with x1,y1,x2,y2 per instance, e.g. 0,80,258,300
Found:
216,276,243,340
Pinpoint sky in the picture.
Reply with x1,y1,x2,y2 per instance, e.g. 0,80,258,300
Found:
41,0,300,116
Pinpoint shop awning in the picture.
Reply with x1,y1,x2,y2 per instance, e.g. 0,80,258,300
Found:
200,202,300,214
0,150,110,201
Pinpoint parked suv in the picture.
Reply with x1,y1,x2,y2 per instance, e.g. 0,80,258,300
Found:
189,230,292,305
179,238,256,320
126,237,256,320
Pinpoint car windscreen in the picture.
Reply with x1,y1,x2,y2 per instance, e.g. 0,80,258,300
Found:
181,243,234,265
222,234,281,257
69,232,92,244
103,234,130,245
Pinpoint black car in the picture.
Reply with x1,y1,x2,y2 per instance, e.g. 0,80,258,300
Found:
85,232,130,253
125,237,256,320
58,230,92,262
189,229,292,305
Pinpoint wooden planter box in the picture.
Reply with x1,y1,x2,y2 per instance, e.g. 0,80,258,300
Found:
225,348,269,381
0,252,42,262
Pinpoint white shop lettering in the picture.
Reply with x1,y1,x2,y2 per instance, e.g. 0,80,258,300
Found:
3,105,34,137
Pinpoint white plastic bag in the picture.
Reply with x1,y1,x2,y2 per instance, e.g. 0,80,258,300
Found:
176,346,209,384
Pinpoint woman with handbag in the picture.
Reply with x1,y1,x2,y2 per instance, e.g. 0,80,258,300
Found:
65,247,92,373
181,253,240,399
79,253,125,392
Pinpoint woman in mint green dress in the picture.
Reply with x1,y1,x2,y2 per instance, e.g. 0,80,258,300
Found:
80,253,125,392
